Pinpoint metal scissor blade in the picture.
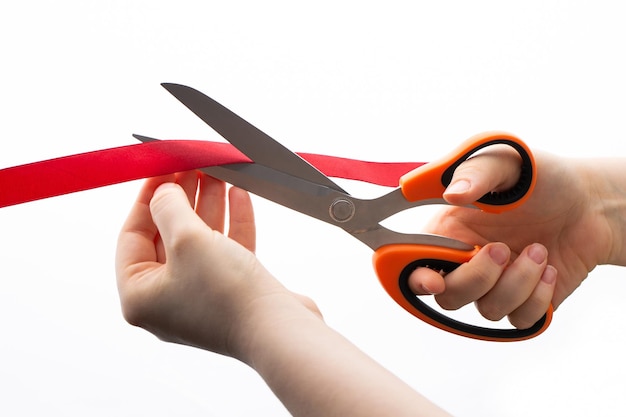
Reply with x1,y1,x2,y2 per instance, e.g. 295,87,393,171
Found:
134,135,473,251
161,83,347,193
200,164,474,251
133,134,158,142
134,133,344,224
199,164,345,226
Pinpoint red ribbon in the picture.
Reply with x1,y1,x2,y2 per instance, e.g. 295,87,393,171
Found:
0,140,425,208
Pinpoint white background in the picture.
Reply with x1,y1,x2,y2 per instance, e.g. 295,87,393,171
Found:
1,1,625,416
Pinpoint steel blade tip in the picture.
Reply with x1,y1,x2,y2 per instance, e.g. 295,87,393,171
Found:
161,82,191,93
132,134,159,143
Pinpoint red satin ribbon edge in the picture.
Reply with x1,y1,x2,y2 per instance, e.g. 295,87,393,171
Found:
0,140,426,208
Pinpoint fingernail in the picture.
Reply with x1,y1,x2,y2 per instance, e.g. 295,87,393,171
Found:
421,283,438,295
153,182,179,195
489,244,510,266
528,244,547,265
541,265,557,284
445,179,471,195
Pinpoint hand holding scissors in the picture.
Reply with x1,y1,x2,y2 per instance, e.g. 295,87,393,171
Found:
136,83,552,341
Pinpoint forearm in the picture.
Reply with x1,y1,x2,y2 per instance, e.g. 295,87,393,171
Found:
580,158,626,266
235,297,450,417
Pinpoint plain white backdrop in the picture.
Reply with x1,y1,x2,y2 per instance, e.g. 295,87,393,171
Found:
1,1,625,415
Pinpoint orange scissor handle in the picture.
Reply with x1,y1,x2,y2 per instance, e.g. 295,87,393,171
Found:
399,131,536,213
373,244,553,341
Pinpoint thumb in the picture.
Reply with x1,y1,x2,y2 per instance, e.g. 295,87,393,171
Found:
149,182,206,244
443,145,522,206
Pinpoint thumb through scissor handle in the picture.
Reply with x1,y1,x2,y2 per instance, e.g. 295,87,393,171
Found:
399,131,536,213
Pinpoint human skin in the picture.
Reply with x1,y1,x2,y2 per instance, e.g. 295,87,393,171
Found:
115,144,626,415
410,147,625,329
116,172,451,417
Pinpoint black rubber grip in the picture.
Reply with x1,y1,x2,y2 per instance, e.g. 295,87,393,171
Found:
399,259,549,340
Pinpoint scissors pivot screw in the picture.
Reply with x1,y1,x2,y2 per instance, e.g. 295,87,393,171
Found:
330,198,355,223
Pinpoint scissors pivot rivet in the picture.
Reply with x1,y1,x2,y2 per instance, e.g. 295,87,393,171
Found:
330,198,355,223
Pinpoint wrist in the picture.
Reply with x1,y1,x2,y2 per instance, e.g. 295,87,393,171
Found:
225,267,325,365
224,282,450,417
580,158,626,266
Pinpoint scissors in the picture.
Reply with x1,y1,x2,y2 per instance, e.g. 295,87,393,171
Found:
136,83,553,342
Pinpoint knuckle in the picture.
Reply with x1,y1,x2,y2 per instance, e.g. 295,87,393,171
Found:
168,227,209,258
508,315,536,330
435,263,499,311
475,300,507,322
470,266,497,288
509,301,548,330
435,296,461,311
